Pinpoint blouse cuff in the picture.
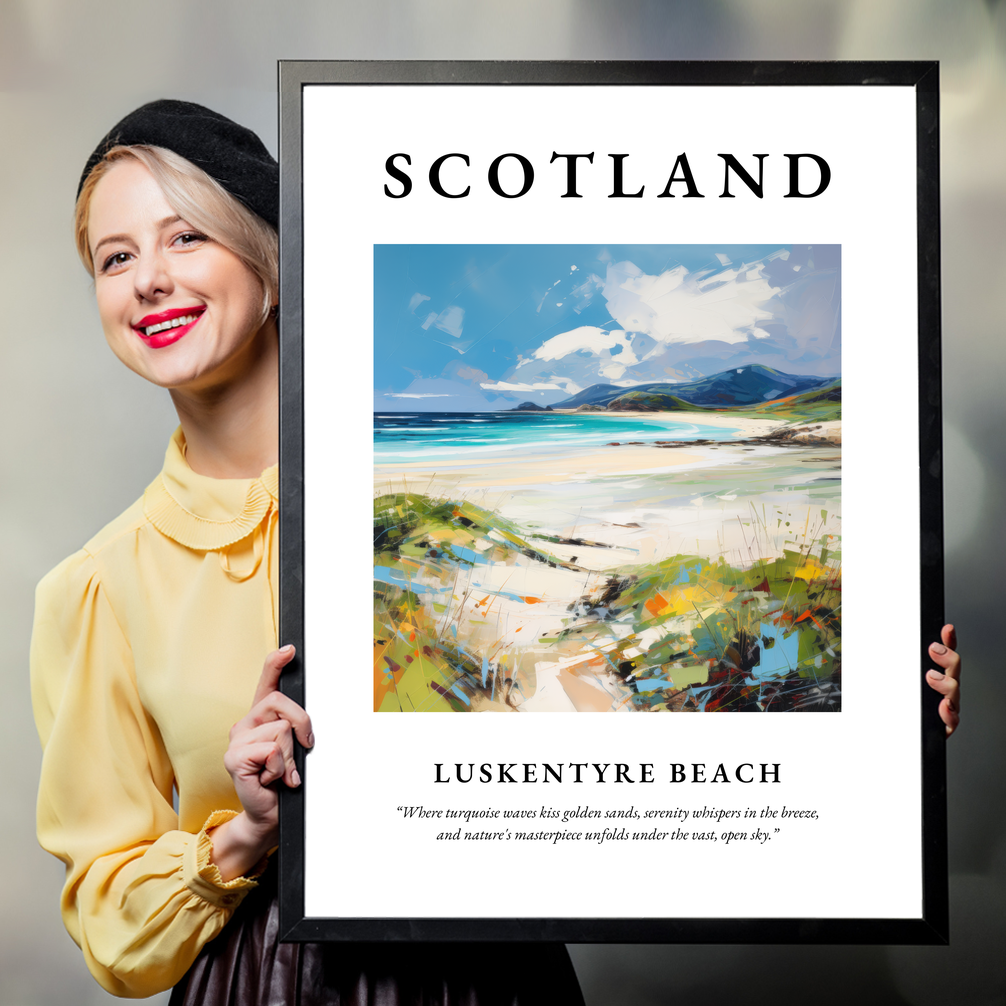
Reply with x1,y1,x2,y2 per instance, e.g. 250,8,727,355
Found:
183,810,269,909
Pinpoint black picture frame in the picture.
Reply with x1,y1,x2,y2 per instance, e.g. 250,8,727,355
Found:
277,60,945,944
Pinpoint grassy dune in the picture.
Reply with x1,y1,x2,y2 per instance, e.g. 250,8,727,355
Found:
373,492,841,713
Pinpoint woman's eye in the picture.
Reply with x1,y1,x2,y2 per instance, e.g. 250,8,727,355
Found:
173,231,208,248
101,251,131,273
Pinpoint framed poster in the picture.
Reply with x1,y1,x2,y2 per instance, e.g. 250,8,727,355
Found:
277,61,946,943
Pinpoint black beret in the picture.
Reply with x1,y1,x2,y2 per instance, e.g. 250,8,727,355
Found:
77,99,278,228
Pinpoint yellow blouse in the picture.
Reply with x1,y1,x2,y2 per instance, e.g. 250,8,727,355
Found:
31,428,279,998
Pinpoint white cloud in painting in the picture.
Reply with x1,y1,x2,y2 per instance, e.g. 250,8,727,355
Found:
409,292,431,312
525,325,641,380
420,304,465,337
488,248,838,398
480,379,583,395
602,260,779,348
528,325,629,361
491,255,807,394
481,381,563,391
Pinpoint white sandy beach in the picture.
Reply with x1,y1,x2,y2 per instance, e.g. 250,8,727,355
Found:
374,417,841,712
375,414,840,566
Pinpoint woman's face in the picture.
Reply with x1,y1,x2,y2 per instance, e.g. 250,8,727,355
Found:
87,158,270,393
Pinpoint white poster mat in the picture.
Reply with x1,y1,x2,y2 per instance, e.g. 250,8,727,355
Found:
301,84,919,920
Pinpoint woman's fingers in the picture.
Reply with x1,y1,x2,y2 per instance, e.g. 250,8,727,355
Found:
928,635,961,683
941,623,958,654
224,738,287,788
926,667,959,703
232,689,313,750
258,742,289,788
223,645,312,811
926,668,960,736
230,719,302,788
253,691,313,748
927,623,961,737
925,635,957,676
926,684,961,736
241,644,314,749
218,646,308,846
252,644,297,707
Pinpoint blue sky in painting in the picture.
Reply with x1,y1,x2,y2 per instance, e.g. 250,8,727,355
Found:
374,244,840,411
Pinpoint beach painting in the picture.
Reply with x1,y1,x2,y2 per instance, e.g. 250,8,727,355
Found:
373,245,841,713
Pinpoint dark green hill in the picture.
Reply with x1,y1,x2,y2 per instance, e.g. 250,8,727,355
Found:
598,379,841,423
606,391,709,412
556,365,835,410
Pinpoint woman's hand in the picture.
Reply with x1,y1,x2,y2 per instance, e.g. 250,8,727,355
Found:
209,645,314,881
926,624,961,737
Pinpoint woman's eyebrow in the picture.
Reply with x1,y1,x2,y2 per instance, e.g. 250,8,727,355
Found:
92,216,185,257
92,232,133,256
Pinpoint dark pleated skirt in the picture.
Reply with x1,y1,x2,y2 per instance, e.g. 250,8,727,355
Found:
169,869,584,1006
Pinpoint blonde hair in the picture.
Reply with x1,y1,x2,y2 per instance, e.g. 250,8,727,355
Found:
75,145,278,323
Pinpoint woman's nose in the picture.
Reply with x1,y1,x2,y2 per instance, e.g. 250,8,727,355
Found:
133,249,173,302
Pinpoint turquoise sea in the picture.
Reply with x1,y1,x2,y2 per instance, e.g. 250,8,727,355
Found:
374,412,738,464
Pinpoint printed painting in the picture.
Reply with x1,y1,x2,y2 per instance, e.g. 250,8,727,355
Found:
373,245,841,713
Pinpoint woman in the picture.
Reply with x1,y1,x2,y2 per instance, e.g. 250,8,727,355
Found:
31,100,586,1003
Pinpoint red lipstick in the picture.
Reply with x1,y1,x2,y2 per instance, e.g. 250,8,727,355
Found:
132,306,205,349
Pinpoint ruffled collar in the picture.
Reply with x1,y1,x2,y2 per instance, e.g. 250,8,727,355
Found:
143,428,278,551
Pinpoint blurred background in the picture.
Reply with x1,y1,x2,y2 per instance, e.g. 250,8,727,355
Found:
1,1,1003,1003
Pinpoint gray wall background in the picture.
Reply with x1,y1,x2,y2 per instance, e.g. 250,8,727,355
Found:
1,2,1003,1003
